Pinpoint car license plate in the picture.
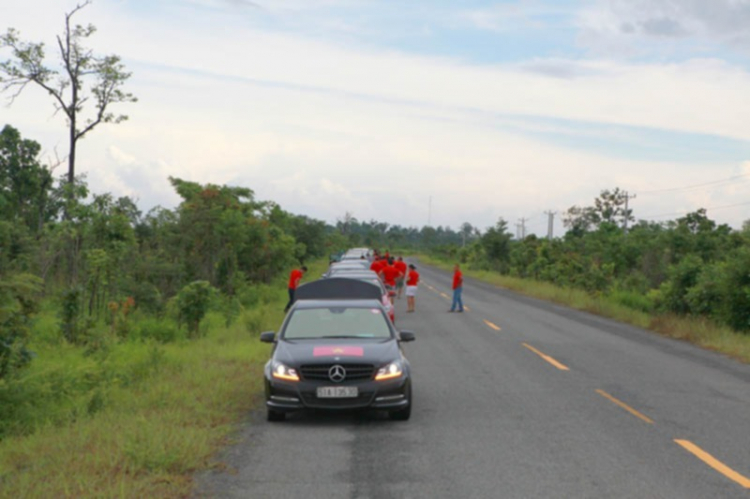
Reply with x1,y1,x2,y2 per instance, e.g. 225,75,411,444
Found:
317,386,358,398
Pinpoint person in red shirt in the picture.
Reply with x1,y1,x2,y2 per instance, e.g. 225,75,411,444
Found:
394,257,408,299
405,264,419,312
370,257,385,273
379,258,403,304
284,265,308,312
449,263,464,312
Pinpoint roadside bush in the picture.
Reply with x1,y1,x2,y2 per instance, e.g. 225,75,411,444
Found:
571,261,614,294
134,317,184,343
59,286,84,344
108,296,136,339
0,273,41,379
685,263,725,317
218,294,243,327
241,301,286,337
126,281,164,316
659,254,703,314
617,271,651,295
237,282,283,307
608,289,654,313
715,248,750,332
0,340,167,437
175,281,215,338
646,288,664,311
456,246,471,264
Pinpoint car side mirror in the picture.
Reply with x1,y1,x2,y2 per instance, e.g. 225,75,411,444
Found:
399,330,415,342
260,331,276,343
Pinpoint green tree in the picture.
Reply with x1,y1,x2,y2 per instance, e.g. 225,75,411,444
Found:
715,247,750,331
420,226,437,248
563,188,633,235
0,125,54,232
0,273,41,378
659,254,703,314
176,280,215,337
481,218,513,272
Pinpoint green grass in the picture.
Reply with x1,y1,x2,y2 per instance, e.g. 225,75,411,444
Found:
418,255,750,364
0,259,329,498
0,310,272,498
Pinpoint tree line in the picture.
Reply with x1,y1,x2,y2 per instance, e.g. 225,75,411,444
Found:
3,123,750,387
438,189,750,334
1,2,748,382
0,123,352,379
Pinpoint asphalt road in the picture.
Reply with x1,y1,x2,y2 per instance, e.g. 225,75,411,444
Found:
195,262,750,498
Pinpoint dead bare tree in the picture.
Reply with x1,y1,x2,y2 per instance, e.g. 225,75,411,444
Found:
0,1,137,208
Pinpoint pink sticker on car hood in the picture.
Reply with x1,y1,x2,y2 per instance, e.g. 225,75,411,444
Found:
313,346,364,357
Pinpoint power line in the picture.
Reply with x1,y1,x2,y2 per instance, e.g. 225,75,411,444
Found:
640,200,750,220
639,173,750,195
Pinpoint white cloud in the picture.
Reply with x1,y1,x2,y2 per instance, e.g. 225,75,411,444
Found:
108,145,137,167
89,14,750,142
267,171,375,222
3,0,750,232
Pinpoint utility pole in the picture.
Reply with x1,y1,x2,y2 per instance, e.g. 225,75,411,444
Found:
623,192,636,234
518,218,527,240
544,211,556,240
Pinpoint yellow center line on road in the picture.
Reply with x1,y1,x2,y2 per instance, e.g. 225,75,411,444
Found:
522,343,570,371
464,306,471,311
440,292,450,299
675,439,750,489
595,389,654,424
484,320,501,331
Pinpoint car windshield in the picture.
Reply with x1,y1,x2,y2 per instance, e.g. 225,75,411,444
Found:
283,307,391,339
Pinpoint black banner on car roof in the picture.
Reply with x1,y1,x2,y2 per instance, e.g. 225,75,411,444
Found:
295,277,382,301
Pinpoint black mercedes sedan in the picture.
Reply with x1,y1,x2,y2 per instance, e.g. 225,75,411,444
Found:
260,278,415,422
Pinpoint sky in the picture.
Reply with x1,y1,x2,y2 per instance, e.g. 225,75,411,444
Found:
2,0,750,236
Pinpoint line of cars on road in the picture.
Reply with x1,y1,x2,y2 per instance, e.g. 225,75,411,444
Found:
324,248,396,323
260,248,415,422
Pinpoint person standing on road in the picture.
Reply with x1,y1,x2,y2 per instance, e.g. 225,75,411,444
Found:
394,256,408,299
284,265,308,312
449,263,464,313
370,255,385,273
379,258,403,304
406,264,419,312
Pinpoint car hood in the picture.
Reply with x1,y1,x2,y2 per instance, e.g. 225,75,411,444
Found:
274,338,400,366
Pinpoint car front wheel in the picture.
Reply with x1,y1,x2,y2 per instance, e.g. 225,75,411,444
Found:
389,386,411,421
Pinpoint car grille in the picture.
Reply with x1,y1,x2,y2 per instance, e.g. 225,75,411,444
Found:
300,391,375,409
299,364,375,382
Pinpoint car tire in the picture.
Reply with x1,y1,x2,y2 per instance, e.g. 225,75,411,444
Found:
390,386,411,421
267,409,286,422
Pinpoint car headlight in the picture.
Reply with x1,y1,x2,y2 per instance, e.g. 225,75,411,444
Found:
375,360,403,381
272,361,299,382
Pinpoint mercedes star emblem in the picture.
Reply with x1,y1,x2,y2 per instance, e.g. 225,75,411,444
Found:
328,364,346,383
